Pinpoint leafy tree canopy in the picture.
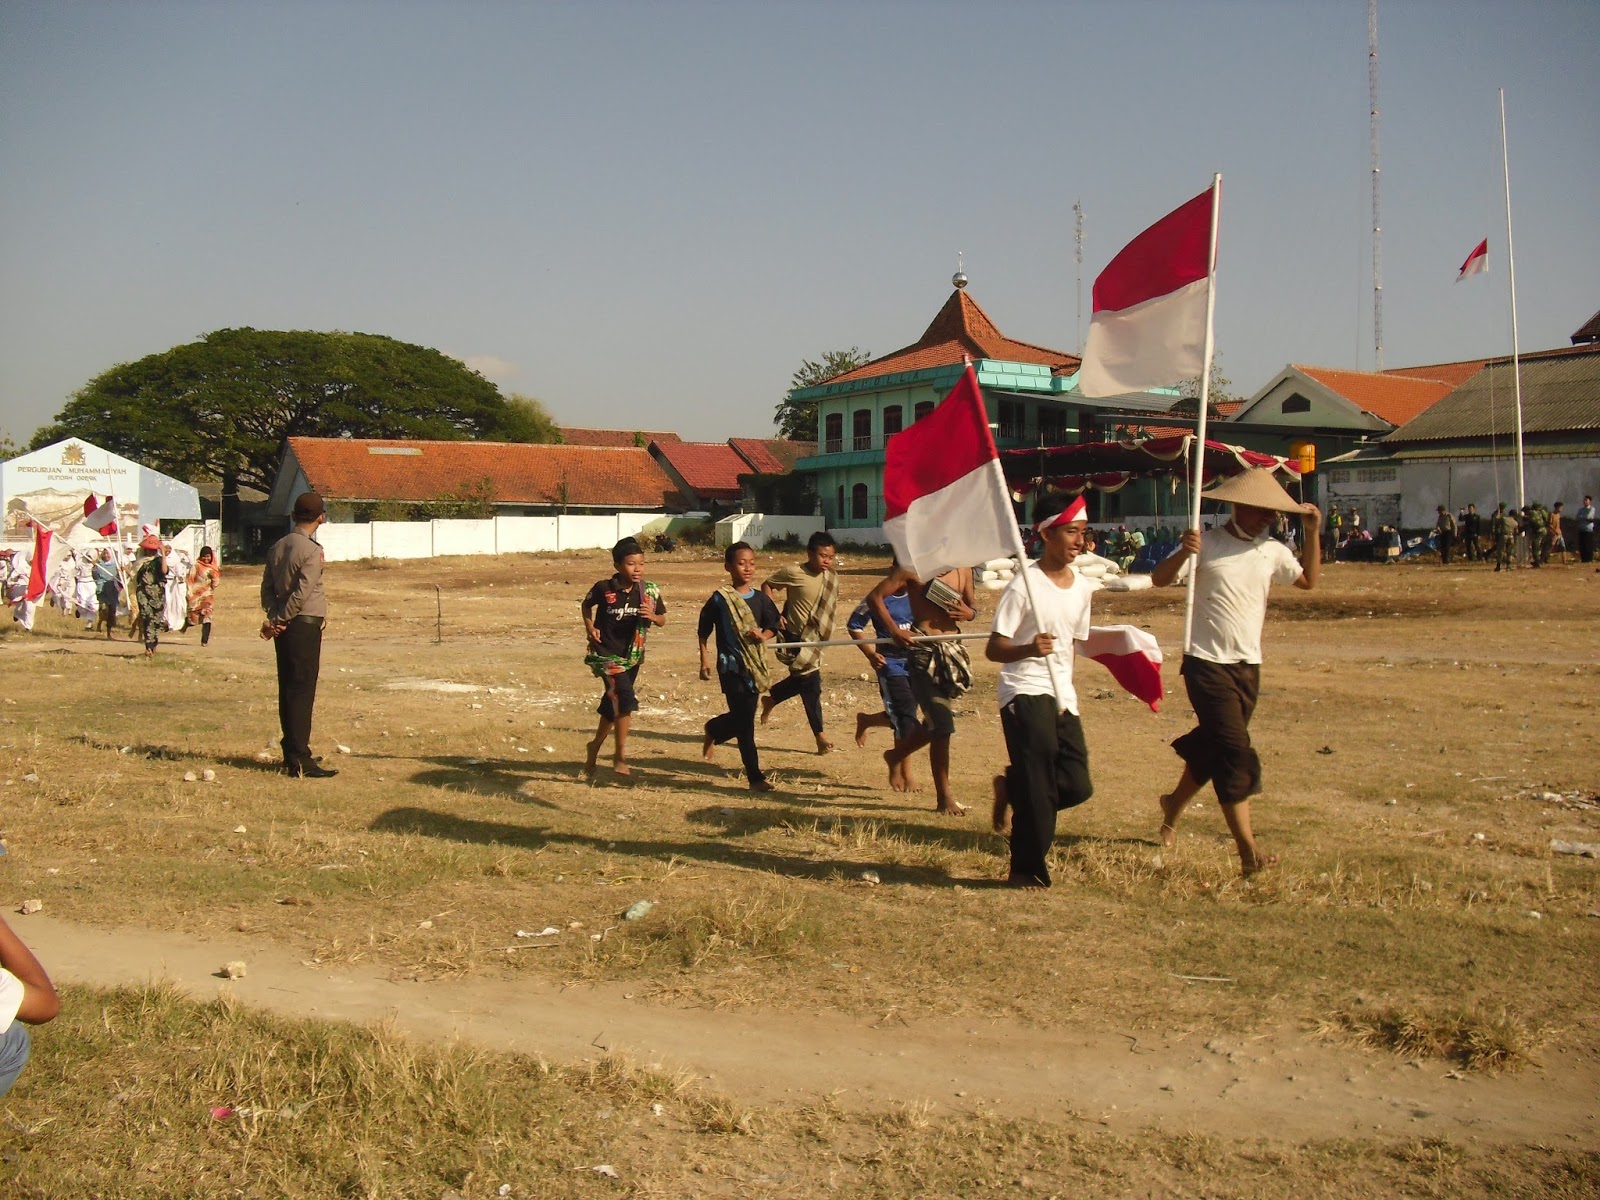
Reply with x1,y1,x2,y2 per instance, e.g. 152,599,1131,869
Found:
1171,360,1236,418
30,328,556,493
773,347,872,441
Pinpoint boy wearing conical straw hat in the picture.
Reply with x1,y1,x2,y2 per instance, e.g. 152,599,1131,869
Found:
1150,468,1320,876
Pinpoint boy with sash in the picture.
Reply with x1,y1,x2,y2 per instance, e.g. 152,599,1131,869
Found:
582,536,666,779
760,531,840,754
699,542,782,792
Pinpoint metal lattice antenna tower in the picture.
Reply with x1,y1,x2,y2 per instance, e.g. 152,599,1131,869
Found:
1369,0,1384,370
1073,199,1085,353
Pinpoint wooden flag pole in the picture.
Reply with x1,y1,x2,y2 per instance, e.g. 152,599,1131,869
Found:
1181,174,1223,655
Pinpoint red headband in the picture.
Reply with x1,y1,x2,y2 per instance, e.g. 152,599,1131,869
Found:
1035,494,1088,533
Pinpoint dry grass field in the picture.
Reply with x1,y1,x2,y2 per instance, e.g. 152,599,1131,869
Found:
0,545,1596,1197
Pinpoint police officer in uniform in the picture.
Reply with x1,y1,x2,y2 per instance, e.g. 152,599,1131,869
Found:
260,491,337,778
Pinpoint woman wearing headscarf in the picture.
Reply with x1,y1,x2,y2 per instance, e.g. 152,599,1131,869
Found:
163,546,191,633
187,546,221,646
92,549,121,638
131,534,168,656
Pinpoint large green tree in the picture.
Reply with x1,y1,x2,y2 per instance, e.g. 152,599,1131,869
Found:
31,328,555,495
773,347,872,441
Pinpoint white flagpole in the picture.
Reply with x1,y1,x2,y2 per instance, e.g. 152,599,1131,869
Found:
992,457,1068,706
1181,174,1223,654
1498,89,1526,509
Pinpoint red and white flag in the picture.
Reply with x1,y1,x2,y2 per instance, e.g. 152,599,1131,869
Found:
1076,625,1164,712
1456,238,1488,281
24,521,66,604
1076,186,1216,399
883,365,1019,580
83,493,118,536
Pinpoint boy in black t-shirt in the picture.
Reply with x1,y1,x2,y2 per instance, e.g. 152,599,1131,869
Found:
698,541,781,791
582,537,666,779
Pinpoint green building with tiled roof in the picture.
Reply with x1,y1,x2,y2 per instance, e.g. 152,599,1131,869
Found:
791,278,1175,534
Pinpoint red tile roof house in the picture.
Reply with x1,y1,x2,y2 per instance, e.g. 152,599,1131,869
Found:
647,438,816,515
268,437,680,521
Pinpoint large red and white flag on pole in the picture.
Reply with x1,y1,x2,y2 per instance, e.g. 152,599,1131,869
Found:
24,521,66,604
1076,186,1216,399
1456,238,1488,281
883,365,1019,580
83,493,118,536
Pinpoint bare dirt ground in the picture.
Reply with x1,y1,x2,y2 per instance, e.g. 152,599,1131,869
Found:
2,546,1597,1194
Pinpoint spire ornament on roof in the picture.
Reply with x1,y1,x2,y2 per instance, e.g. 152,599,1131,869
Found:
952,251,967,290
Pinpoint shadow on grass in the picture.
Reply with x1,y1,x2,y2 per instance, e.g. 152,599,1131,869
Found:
684,804,1009,856
368,805,1004,888
401,752,858,803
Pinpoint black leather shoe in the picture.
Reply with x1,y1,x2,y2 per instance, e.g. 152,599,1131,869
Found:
286,760,339,779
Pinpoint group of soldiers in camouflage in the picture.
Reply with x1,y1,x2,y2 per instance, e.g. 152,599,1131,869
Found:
1486,499,1570,571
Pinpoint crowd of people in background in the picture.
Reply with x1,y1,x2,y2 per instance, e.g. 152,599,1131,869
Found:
5,535,222,650
1320,496,1596,569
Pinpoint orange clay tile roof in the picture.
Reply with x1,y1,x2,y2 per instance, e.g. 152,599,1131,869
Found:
287,438,675,508
559,427,683,447
1381,360,1488,388
1113,400,1244,441
826,289,1080,385
729,438,815,475
1293,365,1453,427
651,441,748,500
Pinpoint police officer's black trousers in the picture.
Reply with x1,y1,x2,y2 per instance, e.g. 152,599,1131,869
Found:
275,616,323,766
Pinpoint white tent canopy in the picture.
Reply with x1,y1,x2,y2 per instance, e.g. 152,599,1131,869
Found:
2,438,201,542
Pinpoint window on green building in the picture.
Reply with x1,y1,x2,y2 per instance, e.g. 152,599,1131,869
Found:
883,405,903,438
914,401,934,422
851,483,869,521
824,413,843,454
852,409,872,451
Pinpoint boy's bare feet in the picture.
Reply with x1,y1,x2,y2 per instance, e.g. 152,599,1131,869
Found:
611,760,631,777
701,734,715,762
1158,792,1184,848
854,712,872,748
814,734,835,755
749,779,776,793
1240,850,1279,877
759,695,776,725
934,799,967,817
584,738,602,778
991,775,1010,835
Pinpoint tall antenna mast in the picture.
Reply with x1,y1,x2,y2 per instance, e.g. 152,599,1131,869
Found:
1368,0,1384,370
1072,199,1085,353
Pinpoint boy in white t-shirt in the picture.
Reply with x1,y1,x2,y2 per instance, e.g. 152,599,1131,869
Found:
1150,469,1320,876
985,493,1098,888
0,912,60,1096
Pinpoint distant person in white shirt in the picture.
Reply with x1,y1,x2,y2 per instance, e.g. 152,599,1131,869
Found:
985,493,1097,888
1150,469,1321,876
0,912,60,1096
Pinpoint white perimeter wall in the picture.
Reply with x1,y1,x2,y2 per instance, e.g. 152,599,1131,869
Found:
717,514,825,549
316,513,671,562
1399,458,1598,528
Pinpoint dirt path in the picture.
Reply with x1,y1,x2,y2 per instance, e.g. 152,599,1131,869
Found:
24,915,1598,1148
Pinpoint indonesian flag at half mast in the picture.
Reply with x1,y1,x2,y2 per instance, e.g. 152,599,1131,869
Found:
1076,186,1215,399
1076,625,1164,712
883,365,1019,581
83,493,118,536
1457,238,1488,281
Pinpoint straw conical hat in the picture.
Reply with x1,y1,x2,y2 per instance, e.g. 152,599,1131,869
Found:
1200,468,1305,514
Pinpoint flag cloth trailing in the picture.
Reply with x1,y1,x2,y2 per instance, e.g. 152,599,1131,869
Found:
83,493,118,536
883,365,1020,581
1076,624,1164,711
1457,238,1488,281
24,521,66,604
1076,186,1216,399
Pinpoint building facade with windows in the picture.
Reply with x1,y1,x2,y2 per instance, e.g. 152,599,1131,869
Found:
791,282,1175,535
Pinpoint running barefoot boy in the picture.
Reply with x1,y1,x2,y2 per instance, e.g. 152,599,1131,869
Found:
582,537,666,779
1149,469,1320,876
699,542,782,792
868,560,976,815
761,531,840,753
846,569,923,792
985,494,1097,888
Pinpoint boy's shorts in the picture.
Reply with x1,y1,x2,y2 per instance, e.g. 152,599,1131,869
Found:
878,671,921,740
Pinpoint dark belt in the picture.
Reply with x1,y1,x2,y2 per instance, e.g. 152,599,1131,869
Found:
289,614,325,627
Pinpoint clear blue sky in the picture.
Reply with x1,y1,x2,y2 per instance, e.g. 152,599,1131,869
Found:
2,1,1595,444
